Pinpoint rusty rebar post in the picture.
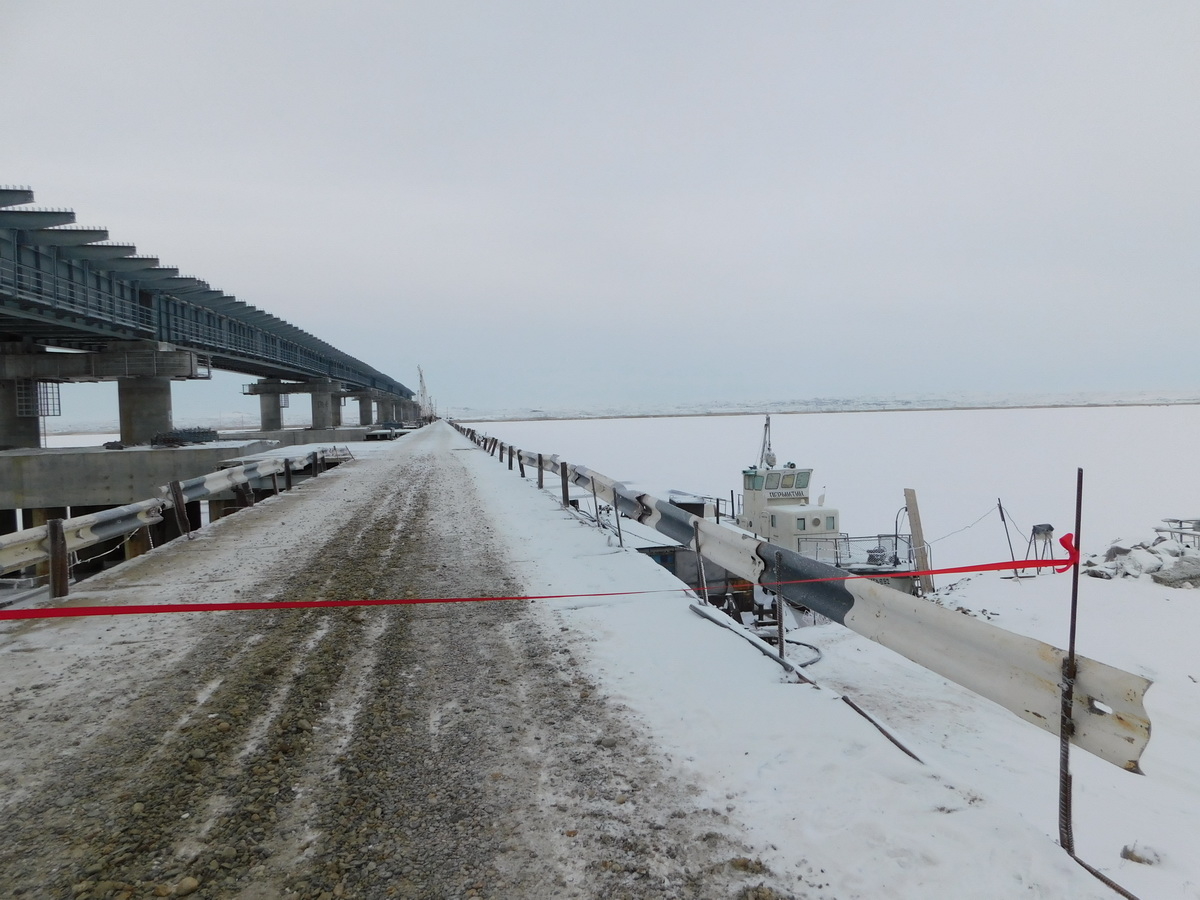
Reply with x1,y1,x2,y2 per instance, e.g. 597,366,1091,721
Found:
775,550,786,659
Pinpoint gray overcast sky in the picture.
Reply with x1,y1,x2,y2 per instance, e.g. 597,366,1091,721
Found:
3,1,1198,417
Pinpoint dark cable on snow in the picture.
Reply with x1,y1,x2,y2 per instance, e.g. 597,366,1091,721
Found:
782,638,823,667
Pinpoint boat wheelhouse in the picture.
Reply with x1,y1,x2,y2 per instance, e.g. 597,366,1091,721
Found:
733,416,924,595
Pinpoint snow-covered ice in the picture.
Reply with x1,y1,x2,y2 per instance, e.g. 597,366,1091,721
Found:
476,405,1200,898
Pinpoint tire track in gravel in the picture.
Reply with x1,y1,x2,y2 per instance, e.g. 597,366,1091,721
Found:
0,456,424,899
266,439,797,900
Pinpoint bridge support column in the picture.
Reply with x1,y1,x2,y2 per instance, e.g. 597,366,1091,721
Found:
357,397,373,426
309,381,335,430
257,379,283,431
331,398,343,428
118,376,173,445
0,379,43,449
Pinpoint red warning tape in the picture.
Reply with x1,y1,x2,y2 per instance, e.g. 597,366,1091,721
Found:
0,535,1077,621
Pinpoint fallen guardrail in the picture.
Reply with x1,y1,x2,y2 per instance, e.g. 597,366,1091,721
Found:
453,423,1151,773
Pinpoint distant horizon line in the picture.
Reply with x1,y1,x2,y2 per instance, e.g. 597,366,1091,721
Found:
452,395,1200,424
43,391,1200,433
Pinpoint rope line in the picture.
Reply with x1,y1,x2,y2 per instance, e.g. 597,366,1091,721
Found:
928,505,998,544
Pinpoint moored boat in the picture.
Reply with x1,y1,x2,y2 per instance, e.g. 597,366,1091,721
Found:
734,416,925,597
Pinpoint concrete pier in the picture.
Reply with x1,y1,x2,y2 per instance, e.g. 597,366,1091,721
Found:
309,381,335,430
258,379,284,431
118,376,173,445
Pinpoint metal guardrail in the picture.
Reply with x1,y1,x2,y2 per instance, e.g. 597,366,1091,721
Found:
0,499,167,574
1154,518,1200,549
456,427,1151,772
0,449,330,578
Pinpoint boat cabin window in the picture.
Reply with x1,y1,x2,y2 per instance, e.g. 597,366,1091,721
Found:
795,472,811,489
796,517,805,531
781,473,795,489
770,514,776,527
743,473,765,491
765,472,781,490
826,516,836,531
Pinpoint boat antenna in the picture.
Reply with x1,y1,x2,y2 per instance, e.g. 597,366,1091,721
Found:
759,415,777,468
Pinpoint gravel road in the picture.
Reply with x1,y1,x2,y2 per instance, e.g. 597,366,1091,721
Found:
0,427,799,899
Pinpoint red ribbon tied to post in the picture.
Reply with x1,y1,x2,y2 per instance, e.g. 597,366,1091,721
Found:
1055,532,1079,573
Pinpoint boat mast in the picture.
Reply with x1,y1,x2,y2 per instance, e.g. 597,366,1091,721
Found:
758,415,777,468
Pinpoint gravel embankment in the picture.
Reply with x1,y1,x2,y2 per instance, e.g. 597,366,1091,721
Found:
0,429,798,899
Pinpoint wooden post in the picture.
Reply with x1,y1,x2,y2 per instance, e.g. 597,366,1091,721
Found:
508,447,514,470
126,526,152,560
538,454,544,489
693,521,709,604
284,463,294,491
590,477,602,528
168,480,191,539
517,450,526,477
560,463,570,508
904,488,935,595
499,443,505,463
48,518,69,599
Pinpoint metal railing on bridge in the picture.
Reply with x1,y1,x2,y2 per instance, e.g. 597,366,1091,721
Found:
0,256,154,333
